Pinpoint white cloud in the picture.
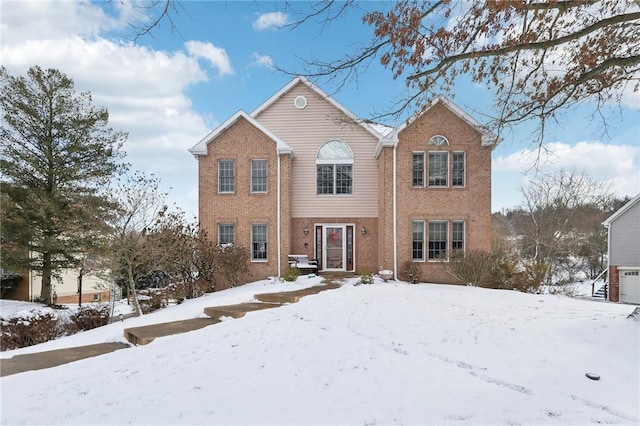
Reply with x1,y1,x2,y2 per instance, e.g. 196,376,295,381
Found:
185,40,233,77
494,141,640,200
0,2,221,216
252,12,289,31
251,52,274,68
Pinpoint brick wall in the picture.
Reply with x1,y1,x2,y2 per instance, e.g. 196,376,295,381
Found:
608,265,619,302
198,117,290,285
392,102,493,284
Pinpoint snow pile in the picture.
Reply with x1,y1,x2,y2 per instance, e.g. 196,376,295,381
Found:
1,278,638,425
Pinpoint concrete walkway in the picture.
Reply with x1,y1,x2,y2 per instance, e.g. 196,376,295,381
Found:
1,281,341,377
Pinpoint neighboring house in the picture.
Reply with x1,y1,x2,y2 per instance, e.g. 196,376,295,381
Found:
603,193,640,304
189,77,496,286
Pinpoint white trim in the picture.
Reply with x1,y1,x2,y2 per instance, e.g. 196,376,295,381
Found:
251,76,384,141
602,193,640,226
393,143,398,280
189,110,294,157
277,156,282,278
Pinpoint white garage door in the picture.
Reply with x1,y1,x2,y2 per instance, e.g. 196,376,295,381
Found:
620,270,640,304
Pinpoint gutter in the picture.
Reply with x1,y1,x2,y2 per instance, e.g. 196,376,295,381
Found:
393,143,398,280
277,154,282,279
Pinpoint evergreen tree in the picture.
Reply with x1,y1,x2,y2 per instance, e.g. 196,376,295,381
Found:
0,66,127,303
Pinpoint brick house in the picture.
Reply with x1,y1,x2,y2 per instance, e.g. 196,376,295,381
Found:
189,77,496,284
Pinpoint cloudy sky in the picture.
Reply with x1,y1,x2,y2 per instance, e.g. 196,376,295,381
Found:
1,1,638,216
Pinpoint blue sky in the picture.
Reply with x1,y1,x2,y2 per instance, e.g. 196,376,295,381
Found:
2,1,639,216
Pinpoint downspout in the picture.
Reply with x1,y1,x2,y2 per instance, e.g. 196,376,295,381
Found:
393,142,398,280
277,153,282,279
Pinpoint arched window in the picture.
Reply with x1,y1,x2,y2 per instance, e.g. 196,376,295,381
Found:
316,140,354,195
429,135,449,146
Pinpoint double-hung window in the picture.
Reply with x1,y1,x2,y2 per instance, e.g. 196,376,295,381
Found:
251,224,267,261
428,152,448,187
452,221,465,251
412,221,425,260
452,152,465,187
218,224,235,245
218,159,235,193
412,152,425,187
251,159,267,193
428,221,448,260
317,140,354,195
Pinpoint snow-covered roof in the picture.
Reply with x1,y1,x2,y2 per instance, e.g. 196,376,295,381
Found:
188,110,293,157
603,192,640,226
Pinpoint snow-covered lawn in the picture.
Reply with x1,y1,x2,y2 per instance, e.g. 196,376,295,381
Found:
1,277,638,425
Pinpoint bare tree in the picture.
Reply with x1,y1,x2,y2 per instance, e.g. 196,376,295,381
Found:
518,169,614,284
107,172,168,316
120,1,639,147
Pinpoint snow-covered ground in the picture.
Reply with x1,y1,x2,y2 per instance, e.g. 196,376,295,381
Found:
1,276,638,425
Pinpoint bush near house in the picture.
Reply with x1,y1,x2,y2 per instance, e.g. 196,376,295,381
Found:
1,304,111,351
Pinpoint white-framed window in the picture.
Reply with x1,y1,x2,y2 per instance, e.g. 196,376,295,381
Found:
429,135,449,146
428,221,448,260
251,159,267,193
412,220,425,261
452,152,465,187
218,223,234,245
452,221,465,252
412,152,425,187
316,140,354,195
218,159,235,193
251,224,267,261
428,152,448,187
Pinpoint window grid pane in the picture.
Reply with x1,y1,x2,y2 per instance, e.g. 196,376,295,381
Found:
452,221,464,252
218,160,235,193
453,152,464,187
412,153,424,187
219,224,234,245
317,164,334,194
428,221,447,260
252,224,267,260
335,164,353,194
412,221,424,260
429,152,448,187
251,159,267,192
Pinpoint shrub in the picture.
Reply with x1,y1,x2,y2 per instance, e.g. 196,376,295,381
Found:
400,261,420,283
216,244,250,287
69,305,111,331
1,311,60,351
443,249,494,287
359,271,374,284
282,266,300,282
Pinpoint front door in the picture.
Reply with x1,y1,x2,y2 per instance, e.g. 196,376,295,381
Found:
315,224,354,272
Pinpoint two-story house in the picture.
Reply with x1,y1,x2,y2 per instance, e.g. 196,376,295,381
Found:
189,77,496,285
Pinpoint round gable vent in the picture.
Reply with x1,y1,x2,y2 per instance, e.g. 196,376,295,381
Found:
294,95,307,109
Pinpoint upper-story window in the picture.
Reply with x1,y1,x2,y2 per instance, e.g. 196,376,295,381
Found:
452,152,465,187
218,159,235,193
412,152,425,187
316,140,353,195
429,135,449,146
251,159,267,193
428,152,448,187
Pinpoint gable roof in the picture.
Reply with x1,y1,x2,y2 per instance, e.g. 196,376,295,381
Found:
603,192,640,226
251,76,385,140
189,110,293,157
381,96,500,147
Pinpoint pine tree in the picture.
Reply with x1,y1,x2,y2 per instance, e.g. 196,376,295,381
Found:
0,66,127,303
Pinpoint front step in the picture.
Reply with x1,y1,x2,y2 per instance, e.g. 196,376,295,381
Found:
124,318,219,346
204,302,282,319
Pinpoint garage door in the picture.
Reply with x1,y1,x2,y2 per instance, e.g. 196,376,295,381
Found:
620,270,640,304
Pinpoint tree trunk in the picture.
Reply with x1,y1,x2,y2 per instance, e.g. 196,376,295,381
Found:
41,252,52,304
127,266,142,316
